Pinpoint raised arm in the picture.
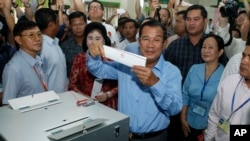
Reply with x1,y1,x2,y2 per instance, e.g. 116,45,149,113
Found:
243,0,250,13
12,0,24,19
106,9,118,25
73,0,86,14
21,0,34,21
135,0,142,21
1,0,15,45
57,0,64,26
148,0,160,18
240,15,249,41
36,0,45,10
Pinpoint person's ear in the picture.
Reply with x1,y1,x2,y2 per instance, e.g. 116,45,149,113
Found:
218,49,224,57
14,36,22,46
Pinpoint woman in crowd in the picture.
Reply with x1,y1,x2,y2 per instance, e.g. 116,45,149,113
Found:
180,34,226,141
69,22,118,109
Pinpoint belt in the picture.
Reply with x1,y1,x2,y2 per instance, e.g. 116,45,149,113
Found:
129,128,166,140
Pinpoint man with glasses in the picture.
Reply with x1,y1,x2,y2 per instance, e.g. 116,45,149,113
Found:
2,21,48,104
87,20,182,141
87,0,119,47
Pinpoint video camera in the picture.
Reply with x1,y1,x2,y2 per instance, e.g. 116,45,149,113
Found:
220,0,239,22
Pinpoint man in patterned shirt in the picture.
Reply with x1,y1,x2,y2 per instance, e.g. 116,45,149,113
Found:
164,5,207,83
61,11,87,77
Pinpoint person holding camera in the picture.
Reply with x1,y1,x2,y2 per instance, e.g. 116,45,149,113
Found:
215,0,247,59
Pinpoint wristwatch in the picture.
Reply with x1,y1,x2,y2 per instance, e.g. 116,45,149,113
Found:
12,2,18,8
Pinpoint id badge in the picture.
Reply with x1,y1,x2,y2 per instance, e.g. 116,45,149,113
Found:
218,117,230,134
192,103,206,117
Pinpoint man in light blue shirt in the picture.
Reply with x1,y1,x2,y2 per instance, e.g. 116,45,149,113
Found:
35,8,67,93
2,21,48,104
87,20,182,140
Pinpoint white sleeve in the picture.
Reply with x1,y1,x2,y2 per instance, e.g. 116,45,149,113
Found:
204,86,223,141
216,22,230,44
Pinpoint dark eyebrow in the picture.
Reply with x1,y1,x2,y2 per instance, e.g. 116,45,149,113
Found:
242,52,250,57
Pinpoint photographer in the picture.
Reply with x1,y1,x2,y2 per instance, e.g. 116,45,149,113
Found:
216,0,247,59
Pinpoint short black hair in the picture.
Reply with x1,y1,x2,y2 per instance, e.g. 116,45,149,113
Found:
118,17,130,27
69,11,87,23
122,18,139,29
177,10,186,17
238,10,247,17
35,8,58,31
13,21,38,36
184,4,207,20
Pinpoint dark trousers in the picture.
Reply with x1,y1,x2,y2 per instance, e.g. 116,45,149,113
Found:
129,129,168,141
184,126,203,141
167,113,185,141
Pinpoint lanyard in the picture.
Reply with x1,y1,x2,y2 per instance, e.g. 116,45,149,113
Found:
200,65,219,101
228,77,250,120
33,66,48,91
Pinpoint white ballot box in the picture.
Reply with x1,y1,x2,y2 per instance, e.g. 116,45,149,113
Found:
0,91,129,141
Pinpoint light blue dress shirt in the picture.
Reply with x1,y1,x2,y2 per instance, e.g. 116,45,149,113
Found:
87,47,183,133
2,49,48,104
41,35,67,93
182,63,224,129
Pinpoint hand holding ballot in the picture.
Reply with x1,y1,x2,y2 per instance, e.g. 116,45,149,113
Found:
88,44,146,67
86,21,182,136
131,65,159,86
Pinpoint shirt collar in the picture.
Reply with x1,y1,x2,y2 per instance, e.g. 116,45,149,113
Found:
153,55,165,74
42,34,59,46
19,49,42,67
186,34,206,46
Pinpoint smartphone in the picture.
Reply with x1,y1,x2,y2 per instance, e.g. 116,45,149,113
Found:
117,9,125,15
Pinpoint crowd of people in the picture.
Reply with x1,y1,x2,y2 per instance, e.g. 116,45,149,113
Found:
1,0,250,141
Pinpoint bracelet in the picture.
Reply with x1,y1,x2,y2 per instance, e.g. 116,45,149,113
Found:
24,3,31,8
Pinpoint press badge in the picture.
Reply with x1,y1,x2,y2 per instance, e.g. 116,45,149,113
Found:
192,103,206,117
218,117,230,134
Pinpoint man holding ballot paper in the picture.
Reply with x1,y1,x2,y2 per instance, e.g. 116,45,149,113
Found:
87,20,182,141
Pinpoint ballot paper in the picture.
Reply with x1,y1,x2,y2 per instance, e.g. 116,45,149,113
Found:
103,45,146,67
8,91,61,112
90,78,103,99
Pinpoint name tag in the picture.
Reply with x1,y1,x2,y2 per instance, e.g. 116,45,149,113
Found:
192,103,206,117
218,116,230,134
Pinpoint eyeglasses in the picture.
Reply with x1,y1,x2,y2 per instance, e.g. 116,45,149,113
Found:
20,33,42,40
89,6,102,10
